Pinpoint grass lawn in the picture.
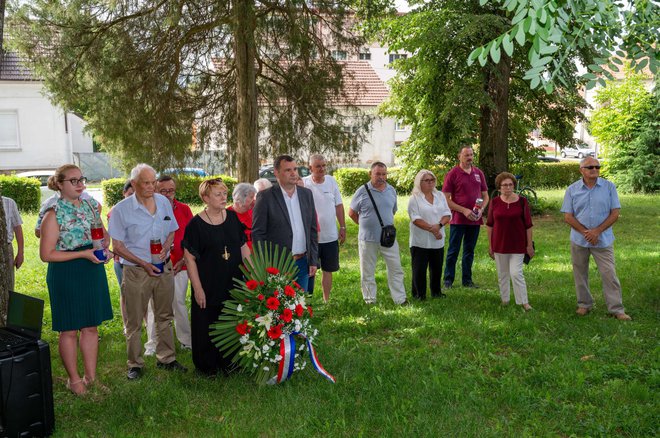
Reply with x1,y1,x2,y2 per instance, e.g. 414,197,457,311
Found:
10,190,659,436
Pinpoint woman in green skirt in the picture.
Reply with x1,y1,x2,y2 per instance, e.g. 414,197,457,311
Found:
39,164,113,395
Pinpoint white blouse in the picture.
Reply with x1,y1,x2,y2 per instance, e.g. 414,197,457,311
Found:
407,192,452,249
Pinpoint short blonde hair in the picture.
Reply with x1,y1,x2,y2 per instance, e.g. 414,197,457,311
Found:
495,172,517,189
47,164,80,191
198,178,228,201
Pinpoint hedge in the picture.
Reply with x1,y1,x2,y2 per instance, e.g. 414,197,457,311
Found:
102,175,239,207
0,175,41,212
334,168,370,196
528,162,581,188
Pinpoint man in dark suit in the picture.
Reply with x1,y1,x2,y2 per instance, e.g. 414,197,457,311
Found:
252,155,319,291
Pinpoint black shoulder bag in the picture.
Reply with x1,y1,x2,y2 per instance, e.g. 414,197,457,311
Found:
364,184,397,248
520,196,535,265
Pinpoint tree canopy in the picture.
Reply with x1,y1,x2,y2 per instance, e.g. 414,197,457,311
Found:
369,0,586,188
8,0,370,181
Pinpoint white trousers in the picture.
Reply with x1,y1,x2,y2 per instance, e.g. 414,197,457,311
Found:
145,270,191,351
494,253,529,305
358,240,407,304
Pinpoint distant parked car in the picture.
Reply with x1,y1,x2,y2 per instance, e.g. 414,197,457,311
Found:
16,170,57,200
537,155,560,163
161,167,208,177
560,145,595,159
259,164,310,184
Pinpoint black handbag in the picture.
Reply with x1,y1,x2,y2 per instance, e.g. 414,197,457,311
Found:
364,184,397,248
520,196,535,265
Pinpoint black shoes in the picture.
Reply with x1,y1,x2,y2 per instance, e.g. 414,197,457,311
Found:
127,367,142,380
443,281,452,289
156,360,188,372
463,282,479,288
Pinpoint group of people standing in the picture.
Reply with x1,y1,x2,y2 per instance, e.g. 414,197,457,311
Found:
15,145,630,394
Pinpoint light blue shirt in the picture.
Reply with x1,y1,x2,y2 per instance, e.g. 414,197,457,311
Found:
560,177,621,248
108,193,178,265
350,182,397,242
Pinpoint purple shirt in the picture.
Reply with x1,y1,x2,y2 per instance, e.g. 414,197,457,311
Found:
442,166,487,225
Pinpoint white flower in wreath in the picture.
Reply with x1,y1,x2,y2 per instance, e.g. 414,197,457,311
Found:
274,354,282,362
239,334,250,344
255,313,273,330
236,304,243,312
294,320,302,332
262,344,270,353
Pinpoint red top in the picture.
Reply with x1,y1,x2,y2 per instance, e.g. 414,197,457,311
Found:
227,206,253,250
442,165,488,225
486,196,533,254
172,199,194,268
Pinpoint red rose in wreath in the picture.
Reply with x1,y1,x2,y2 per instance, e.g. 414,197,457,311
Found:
266,297,281,310
267,324,283,340
266,267,280,275
280,308,293,323
295,304,304,317
235,320,251,335
284,285,296,297
245,279,259,290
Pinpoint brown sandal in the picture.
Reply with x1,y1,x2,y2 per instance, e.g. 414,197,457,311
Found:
66,379,87,395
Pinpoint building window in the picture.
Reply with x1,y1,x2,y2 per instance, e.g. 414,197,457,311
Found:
331,50,347,61
388,53,407,66
0,111,20,150
359,50,371,61
395,120,407,131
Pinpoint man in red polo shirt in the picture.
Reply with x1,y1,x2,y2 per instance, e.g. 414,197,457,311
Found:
442,147,489,289
154,175,193,349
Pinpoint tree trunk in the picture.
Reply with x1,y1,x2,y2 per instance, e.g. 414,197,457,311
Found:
0,199,9,326
234,0,259,183
479,55,511,191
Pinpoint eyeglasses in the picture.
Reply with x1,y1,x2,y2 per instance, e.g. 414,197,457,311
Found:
500,183,514,187
159,189,176,195
63,177,87,186
421,178,436,183
581,166,601,170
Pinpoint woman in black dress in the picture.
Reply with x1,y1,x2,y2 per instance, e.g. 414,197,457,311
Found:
183,179,250,375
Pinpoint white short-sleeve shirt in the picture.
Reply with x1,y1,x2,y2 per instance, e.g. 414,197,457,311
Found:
303,175,343,244
407,192,451,249
2,197,23,243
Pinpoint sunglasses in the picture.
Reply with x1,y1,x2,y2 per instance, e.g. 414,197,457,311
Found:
581,166,601,170
63,177,88,185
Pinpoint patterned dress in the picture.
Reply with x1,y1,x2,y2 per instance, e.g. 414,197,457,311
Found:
46,198,113,331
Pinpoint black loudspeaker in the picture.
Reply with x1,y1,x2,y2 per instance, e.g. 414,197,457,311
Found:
0,340,55,437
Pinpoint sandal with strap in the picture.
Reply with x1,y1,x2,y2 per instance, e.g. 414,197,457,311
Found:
66,379,87,395
83,375,110,393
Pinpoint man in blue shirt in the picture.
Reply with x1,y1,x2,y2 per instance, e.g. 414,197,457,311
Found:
561,157,631,320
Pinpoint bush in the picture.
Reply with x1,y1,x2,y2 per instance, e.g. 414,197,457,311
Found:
101,175,239,206
334,168,370,196
526,162,581,188
102,178,127,207
0,176,41,212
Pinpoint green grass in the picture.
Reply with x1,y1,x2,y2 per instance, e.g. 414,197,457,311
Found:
11,190,659,437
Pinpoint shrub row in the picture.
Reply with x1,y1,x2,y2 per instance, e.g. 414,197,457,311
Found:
102,175,238,207
0,176,41,212
334,162,581,196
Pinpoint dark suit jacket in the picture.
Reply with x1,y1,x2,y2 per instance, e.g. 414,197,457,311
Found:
252,184,319,267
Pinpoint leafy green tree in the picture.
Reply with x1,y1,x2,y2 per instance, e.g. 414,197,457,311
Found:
590,68,658,193
371,0,586,188
8,0,369,181
470,0,658,92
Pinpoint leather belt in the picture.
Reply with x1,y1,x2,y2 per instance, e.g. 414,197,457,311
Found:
292,253,306,261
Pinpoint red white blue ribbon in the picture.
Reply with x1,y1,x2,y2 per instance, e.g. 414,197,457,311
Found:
269,333,335,384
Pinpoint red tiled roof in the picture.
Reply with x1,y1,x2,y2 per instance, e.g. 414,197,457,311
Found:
339,60,389,106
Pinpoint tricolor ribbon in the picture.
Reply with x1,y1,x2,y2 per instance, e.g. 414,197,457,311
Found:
268,333,336,384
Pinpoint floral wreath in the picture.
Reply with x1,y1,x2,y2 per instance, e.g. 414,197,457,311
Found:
211,242,335,385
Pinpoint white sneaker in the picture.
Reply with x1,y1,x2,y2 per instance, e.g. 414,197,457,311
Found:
144,348,156,357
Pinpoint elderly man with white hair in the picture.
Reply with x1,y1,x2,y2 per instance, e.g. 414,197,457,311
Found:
253,178,272,193
109,163,187,380
228,182,257,251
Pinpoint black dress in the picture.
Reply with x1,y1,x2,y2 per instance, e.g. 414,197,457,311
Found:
182,210,246,375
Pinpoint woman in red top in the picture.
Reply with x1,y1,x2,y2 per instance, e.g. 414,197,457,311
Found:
227,183,256,251
486,172,534,311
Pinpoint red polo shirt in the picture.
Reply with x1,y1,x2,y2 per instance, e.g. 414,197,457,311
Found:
442,165,487,225
172,199,194,269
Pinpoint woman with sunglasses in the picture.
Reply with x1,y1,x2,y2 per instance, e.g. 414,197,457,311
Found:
183,179,250,375
407,170,452,300
486,172,534,311
39,164,113,395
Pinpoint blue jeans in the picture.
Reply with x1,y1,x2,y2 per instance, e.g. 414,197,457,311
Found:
443,225,481,286
295,256,310,292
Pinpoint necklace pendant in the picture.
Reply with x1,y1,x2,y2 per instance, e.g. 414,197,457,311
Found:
222,246,230,261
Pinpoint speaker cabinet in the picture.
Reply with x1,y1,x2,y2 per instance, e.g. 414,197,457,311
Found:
0,340,55,437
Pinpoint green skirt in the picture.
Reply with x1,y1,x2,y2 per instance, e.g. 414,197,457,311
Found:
46,246,113,332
